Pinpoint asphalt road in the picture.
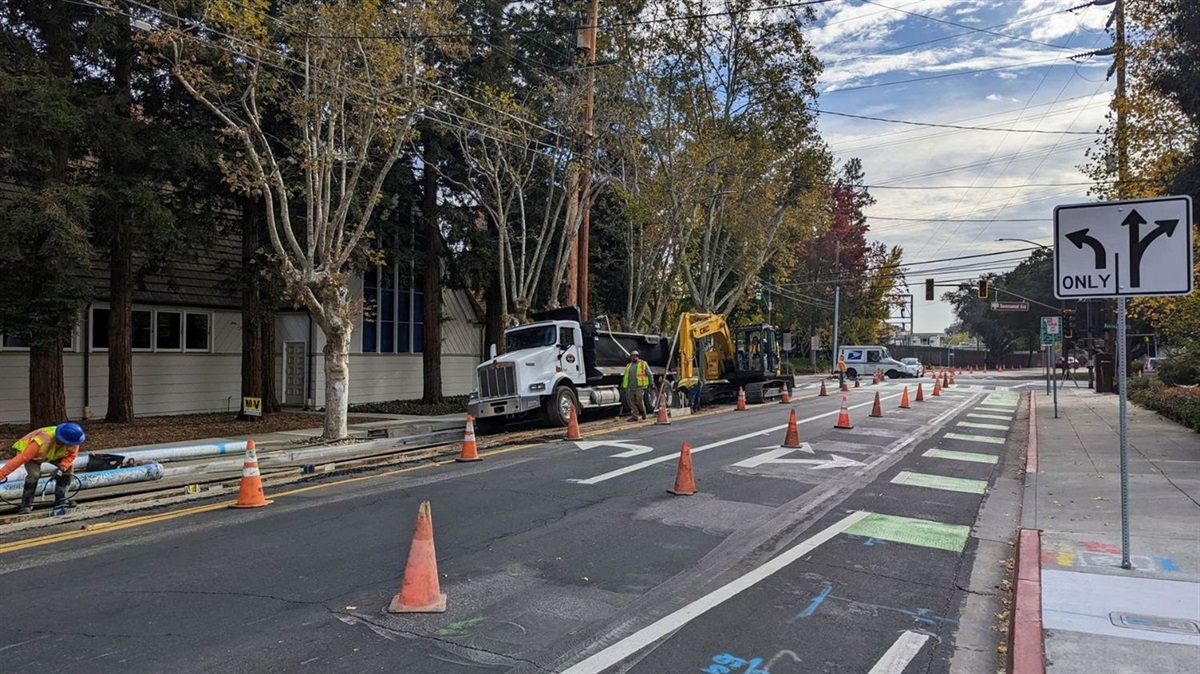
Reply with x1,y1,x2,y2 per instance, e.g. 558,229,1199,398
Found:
0,378,1027,673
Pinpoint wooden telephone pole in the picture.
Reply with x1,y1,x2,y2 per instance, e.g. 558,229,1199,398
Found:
566,0,599,319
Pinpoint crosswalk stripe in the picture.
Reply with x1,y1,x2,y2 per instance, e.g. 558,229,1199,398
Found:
844,512,971,552
945,432,1005,444
923,448,998,464
891,470,988,494
957,421,1010,431
968,413,1012,421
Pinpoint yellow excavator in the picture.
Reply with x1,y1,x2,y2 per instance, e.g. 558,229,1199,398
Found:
674,313,791,405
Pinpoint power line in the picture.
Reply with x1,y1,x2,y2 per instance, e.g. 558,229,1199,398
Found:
817,109,1101,135
856,0,1075,51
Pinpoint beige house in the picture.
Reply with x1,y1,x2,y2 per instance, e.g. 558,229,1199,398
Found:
0,239,483,425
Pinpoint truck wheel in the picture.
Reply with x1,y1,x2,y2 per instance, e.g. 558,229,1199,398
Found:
544,385,579,427
845,367,858,380
886,369,900,379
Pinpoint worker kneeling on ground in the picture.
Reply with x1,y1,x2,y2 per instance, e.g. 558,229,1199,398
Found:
0,422,85,514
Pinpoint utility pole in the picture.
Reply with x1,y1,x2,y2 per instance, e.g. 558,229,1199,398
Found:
571,0,599,320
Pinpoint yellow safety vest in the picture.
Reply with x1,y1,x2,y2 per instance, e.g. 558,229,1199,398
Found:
622,361,650,388
13,426,71,461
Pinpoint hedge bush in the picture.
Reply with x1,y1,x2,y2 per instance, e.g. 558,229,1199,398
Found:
1127,379,1200,432
349,395,469,416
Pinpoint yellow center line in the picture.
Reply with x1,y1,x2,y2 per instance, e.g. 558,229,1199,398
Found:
0,394,823,555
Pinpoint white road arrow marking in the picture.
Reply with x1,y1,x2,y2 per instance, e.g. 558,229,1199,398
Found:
574,440,654,458
753,443,815,454
733,446,863,470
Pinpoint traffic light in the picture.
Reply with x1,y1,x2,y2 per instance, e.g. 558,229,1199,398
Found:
977,278,989,299
925,278,934,301
1063,308,1076,338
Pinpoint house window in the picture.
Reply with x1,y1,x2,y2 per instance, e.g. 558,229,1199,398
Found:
132,310,153,349
361,266,423,354
156,311,182,350
91,308,191,351
185,313,210,351
1,334,29,349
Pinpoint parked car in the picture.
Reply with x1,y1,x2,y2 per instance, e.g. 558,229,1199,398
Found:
1056,356,1080,369
900,357,924,378
1144,357,1166,373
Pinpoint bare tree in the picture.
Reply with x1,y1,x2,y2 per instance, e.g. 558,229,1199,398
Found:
161,0,455,439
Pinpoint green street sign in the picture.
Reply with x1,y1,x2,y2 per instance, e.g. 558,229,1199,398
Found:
1104,322,1118,329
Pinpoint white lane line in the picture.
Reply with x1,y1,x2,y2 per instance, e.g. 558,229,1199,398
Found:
570,395,900,485
957,421,1010,431
868,630,931,674
560,510,872,674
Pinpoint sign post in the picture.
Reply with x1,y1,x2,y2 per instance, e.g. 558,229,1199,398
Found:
1054,195,1194,570
1041,316,1062,417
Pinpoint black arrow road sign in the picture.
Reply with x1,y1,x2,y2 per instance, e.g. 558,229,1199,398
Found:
1122,209,1181,287
1065,228,1106,269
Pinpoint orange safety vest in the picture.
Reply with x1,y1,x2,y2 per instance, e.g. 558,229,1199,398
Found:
13,426,71,462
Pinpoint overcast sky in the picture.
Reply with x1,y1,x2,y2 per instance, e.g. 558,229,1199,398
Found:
808,0,1115,333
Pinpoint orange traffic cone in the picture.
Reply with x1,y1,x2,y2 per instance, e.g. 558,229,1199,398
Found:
782,409,801,448
230,440,272,509
899,386,911,409
736,387,747,411
781,385,791,404
949,373,956,386
841,379,850,392
667,442,696,495
458,414,483,461
932,377,942,396
819,380,828,397
387,501,447,613
566,405,582,439
916,383,925,402
854,377,861,389
870,391,883,418
656,392,671,425
835,395,854,429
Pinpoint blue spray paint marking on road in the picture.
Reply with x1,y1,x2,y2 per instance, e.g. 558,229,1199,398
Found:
786,582,833,623
787,583,962,629
701,653,769,674
845,534,887,547
1157,557,1180,571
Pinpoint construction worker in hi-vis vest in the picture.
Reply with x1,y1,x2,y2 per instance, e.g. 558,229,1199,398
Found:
0,422,86,514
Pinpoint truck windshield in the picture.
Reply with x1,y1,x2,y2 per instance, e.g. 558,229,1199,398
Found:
506,325,557,351
881,348,893,360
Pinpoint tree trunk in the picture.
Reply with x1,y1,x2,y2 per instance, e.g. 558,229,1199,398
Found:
239,198,263,421
420,135,443,404
262,312,280,413
105,25,135,424
29,339,67,428
485,268,504,356
322,324,352,440
106,216,135,422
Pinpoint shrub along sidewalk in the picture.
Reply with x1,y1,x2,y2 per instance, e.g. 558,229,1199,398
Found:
1127,377,1200,432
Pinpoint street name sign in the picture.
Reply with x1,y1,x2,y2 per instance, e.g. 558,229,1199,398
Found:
992,300,1029,311
1053,196,1194,299
1041,316,1061,345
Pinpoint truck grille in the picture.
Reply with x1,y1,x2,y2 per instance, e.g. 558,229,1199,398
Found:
479,363,517,400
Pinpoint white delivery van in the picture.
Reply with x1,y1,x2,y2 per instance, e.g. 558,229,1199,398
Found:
838,346,907,380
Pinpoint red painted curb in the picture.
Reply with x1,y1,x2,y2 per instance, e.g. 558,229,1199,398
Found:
1010,528,1045,674
1026,391,1038,474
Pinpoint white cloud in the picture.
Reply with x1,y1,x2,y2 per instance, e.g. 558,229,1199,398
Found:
986,93,1020,103
997,72,1019,80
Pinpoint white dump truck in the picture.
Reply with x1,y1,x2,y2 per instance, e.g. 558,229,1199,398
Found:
467,307,671,431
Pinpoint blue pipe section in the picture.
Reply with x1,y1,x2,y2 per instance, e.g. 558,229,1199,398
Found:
1,463,165,499
7,441,249,481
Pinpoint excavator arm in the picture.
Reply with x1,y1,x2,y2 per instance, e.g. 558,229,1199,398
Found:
677,313,736,384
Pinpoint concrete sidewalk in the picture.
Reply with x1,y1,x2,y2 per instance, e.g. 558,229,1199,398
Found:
1022,387,1200,673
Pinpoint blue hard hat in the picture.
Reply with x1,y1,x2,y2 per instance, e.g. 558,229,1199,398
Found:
55,422,85,446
